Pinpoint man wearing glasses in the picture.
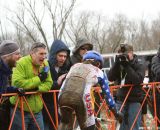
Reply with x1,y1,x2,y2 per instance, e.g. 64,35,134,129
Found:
71,38,93,65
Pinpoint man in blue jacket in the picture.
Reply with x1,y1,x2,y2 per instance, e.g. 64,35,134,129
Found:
42,39,71,130
0,40,21,130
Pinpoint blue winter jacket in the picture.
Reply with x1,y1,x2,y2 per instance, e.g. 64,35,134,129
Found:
0,58,18,93
48,40,71,90
43,40,71,105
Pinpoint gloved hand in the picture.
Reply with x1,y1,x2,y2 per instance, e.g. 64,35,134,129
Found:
16,88,25,96
118,54,129,67
110,106,123,123
114,111,123,123
38,66,49,82
6,87,25,96
120,60,129,67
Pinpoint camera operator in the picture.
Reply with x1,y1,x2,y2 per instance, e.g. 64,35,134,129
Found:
108,43,145,130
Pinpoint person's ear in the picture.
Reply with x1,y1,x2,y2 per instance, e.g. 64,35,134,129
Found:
97,62,101,68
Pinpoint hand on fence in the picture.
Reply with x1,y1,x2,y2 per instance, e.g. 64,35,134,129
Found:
114,111,123,123
16,88,25,96
110,106,123,123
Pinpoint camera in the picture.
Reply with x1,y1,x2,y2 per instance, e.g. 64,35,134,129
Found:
117,54,128,62
117,44,129,62
118,44,126,53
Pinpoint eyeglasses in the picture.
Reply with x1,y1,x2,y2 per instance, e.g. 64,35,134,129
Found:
80,47,91,51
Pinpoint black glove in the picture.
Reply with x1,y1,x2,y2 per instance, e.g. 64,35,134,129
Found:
120,60,129,67
110,106,123,123
118,54,129,67
38,71,48,82
16,88,25,96
38,66,49,82
114,111,123,123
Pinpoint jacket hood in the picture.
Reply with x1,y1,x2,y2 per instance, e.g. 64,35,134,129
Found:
49,40,70,66
73,38,93,54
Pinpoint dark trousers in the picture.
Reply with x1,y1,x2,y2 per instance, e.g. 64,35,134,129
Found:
0,99,10,130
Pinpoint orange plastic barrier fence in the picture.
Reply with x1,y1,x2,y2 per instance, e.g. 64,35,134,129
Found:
0,82,160,130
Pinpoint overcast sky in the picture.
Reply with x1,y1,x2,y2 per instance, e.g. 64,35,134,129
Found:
1,0,160,43
77,0,160,20
1,0,160,20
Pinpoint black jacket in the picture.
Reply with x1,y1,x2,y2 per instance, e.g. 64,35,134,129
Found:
108,55,145,102
0,58,12,89
151,54,160,81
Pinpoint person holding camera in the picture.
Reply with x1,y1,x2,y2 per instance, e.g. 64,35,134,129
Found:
10,42,52,130
108,43,145,130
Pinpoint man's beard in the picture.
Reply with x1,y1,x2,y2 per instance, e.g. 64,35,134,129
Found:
8,59,16,68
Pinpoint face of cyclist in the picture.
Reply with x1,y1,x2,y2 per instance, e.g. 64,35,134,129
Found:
56,51,67,67
31,47,47,66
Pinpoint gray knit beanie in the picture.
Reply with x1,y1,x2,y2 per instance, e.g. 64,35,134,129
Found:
0,40,20,57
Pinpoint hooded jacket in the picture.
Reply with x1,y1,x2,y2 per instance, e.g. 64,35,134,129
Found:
42,40,71,123
71,38,93,65
48,40,71,90
108,55,145,102
10,55,52,113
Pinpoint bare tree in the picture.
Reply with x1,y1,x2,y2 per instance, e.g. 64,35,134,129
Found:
7,0,76,51
65,12,93,46
150,14,160,49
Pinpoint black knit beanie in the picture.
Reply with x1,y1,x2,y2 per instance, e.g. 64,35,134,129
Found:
0,40,20,57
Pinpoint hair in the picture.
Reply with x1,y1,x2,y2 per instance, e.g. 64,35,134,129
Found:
118,43,133,54
30,42,46,52
83,59,100,68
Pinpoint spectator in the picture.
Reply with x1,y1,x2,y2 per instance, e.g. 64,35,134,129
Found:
43,39,71,130
0,40,21,130
151,46,160,127
108,43,145,130
58,51,122,130
10,42,53,130
71,37,93,65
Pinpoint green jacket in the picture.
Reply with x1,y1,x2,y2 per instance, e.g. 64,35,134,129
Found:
10,55,53,113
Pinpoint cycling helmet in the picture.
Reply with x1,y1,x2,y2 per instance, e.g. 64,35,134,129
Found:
83,51,104,68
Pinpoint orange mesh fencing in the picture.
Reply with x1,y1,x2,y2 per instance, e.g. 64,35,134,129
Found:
0,82,160,130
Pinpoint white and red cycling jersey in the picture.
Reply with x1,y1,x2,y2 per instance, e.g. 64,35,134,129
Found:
59,63,115,127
